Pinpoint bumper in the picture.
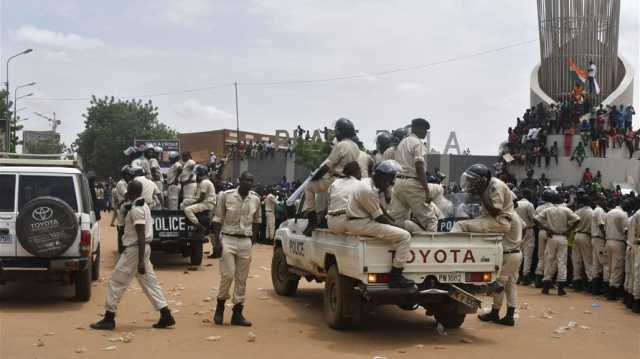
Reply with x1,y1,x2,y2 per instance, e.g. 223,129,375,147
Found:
0,257,89,273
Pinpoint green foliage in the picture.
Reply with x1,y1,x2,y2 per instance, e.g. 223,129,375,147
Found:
74,96,176,178
0,90,13,151
294,137,332,171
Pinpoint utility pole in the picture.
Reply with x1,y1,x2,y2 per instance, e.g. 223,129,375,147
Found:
234,82,240,145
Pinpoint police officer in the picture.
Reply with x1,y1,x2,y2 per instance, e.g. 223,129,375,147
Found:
535,192,580,296
326,161,362,234
114,165,132,253
166,151,182,210
263,188,278,241
604,199,631,300
178,152,197,209
383,127,408,161
131,144,152,179
132,166,161,209
533,189,555,288
123,146,137,164
388,118,437,232
590,194,608,295
302,118,360,236
625,202,639,309
357,149,374,178
515,189,536,286
150,146,164,207
90,180,175,330
374,131,393,164
345,160,413,288
573,193,594,292
631,207,640,313
212,172,261,326
184,165,216,232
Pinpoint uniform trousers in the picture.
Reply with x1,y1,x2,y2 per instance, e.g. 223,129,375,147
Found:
106,244,168,313
543,235,568,282
265,211,276,240
302,175,335,213
217,236,253,304
167,184,181,210
493,252,523,309
606,240,626,288
624,245,634,294
388,178,437,232
633,244,640,299
592,237,609,280
346,218,411,268
154,180,164,208
180,182,198,209
535,229,548,276
184,202,214,225
521,228,535,276
327,213,347,234
572,233,594,281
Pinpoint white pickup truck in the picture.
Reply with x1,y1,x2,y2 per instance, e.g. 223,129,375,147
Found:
271,213,503,329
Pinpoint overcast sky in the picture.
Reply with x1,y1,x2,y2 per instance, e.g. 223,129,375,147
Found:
1,0,638,154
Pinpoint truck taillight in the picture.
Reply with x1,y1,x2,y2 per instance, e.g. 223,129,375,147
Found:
80,230,91,256
466,272,492,282
367,273,390,284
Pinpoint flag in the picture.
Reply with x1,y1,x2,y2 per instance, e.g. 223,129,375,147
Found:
565,57,600,95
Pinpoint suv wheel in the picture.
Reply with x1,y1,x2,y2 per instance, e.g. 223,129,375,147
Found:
91,244,101,281
271,247,300,296
323,265,363,329
75,258,92,302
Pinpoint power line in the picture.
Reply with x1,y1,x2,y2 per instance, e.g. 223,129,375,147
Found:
27,38,537,101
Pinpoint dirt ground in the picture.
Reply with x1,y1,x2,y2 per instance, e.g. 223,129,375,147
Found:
1,213,639,359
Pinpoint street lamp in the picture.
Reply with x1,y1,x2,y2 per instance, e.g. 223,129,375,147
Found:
4,48,34,152
14,82,36,124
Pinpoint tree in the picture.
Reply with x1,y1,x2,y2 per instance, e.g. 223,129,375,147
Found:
294,137,332,171
74,96,176,178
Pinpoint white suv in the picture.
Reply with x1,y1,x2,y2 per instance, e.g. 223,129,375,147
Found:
0,154,101,301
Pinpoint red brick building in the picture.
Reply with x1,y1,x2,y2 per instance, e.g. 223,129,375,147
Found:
178,129,286,163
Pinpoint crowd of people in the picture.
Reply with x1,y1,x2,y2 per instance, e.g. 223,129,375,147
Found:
505,101,635,169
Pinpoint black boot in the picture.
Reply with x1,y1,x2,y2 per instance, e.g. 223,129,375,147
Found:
591,277,603,295
624,292,632,308
585,280,593,294
388,267,415,289
557,282,567,296
573,280,583,292
213,299,225,325
153,307,176,328
606,286,617,301
520,274,532,286
534,275,544,288
302,211,317,237
541,281,552,294
601,281,610,296
230,304,252,326
632,299,640,314
495,306,516,326
90,311,116,330
478,307,500,322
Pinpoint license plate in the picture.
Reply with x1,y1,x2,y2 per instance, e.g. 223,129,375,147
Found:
159,232,179,238
436,272,463,283
449,285,482,311
437,218,456,232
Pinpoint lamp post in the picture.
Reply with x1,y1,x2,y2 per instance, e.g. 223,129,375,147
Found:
10,92,33,152
4,48,34,152
14,82,36,125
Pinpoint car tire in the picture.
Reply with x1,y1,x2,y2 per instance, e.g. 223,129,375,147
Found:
16,196,79,258
75,259,92,302
91,244,101,281
433,302,466,329
271,247,300,296
323,265,362,329
190,240,203,266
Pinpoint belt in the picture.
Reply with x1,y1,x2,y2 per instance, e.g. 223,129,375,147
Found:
125,242,151,248
592,235,603,239
347,216,368,221
504,249,521,254
396,175,417,180
328,210,346,217
222,232,252,238
577,231,590,235
181,181,196,185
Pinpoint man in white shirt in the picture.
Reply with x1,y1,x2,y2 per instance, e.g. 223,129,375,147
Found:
515,189,536,286
184,165,217,232
263,188,278,241
591,195,608,295
326,161,361,234
166,152,182,210
604,199,632,300
573,193,595,292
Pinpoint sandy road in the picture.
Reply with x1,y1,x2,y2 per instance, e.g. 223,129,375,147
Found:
1,213,639,359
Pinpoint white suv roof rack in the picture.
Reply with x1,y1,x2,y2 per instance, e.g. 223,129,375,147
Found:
0,152,84,170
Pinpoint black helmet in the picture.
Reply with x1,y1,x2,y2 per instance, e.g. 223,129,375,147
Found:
375,132,393,153
391,127,408,145
129,166,145,177
194,164,209,178
334,118,356,140
460,164,491,193
541,189,556,203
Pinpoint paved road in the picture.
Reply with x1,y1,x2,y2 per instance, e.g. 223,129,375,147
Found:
1,213,638,358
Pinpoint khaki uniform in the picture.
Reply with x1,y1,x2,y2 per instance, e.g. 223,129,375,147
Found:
536,205,580,282
326,177,361,234
381,146,396,161
106,199,168,313
303,138,360,213
492,213,524,309
179,159,197,209
149,158,164,207
132,156,152,180
166,161,182,210
388,133,437,232
264,194,277,240
214,189,262,305
604,206,628,288
515,198,536,277
184,179,216,225
534,202,554,276
346,178,411,268
357,151,374,178
573,206,594,281
134,176,161,209
625,211,640,297
591,205,608,280
114,180,128,227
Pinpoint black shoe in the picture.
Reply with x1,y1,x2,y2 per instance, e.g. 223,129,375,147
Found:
495,307,516,326
478,307,500,322
153,307,176,328
302,211,317,237
591,277,603,295
534,275,544,288
584,280,593,294
606,286,617,301
520,275,532,286
90,311,116,331
541,281,551,295
624,293,633,308
388,267,415,289
632,299,640,314
213,299,225,325
601,282,610,296
573,280,583,292
557,282,567,296
230,304,252,326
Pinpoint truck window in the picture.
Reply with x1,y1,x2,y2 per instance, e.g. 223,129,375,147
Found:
0,174,16,211
18,175,78,211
